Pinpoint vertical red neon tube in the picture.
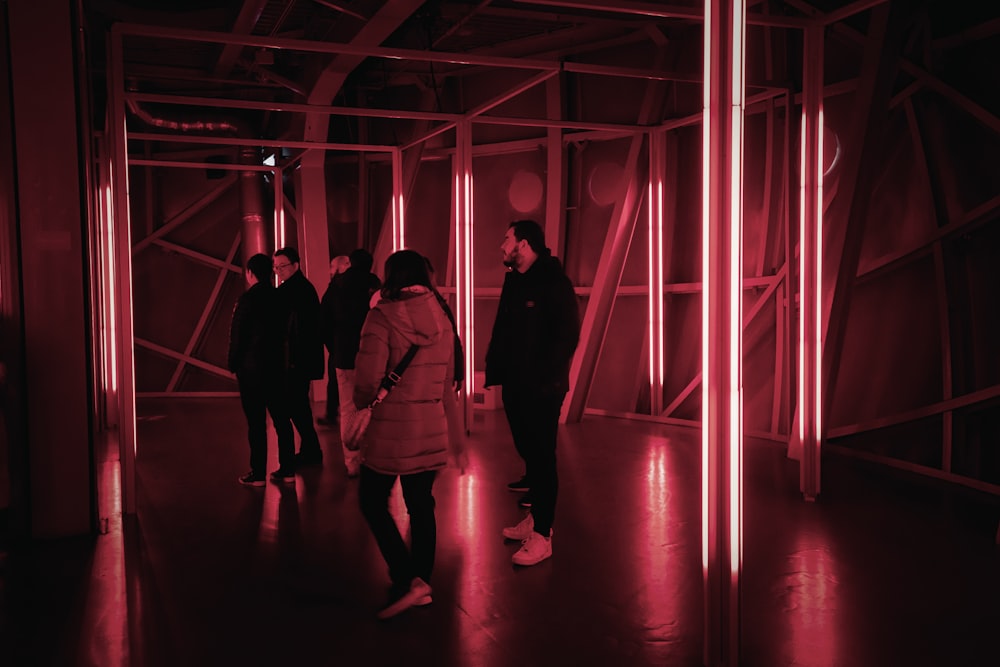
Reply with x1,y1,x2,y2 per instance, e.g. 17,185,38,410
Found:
648,132,666,414
648,179,656,395
274,167,285,254
703,0,745,663
104,182,118,393
799,24,824,499
729,0,745,579
700,0,713,576
392,147,405,251
454,122,475,432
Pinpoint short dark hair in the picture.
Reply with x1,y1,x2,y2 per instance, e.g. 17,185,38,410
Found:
246,253,272,283
349,248,374,273
275,246,300,264
381,249,432,300
509,219,546,254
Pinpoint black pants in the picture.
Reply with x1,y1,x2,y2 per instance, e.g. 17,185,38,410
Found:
359,467,438,588
237,373,289,475
274,372,322,459
324,352,339,420
501,386,565,536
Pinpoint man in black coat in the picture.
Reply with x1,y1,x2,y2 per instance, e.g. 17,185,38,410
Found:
319,254,351,425
485,219,580,567
273,246,325,476
228,253,286,486
327,248,381,476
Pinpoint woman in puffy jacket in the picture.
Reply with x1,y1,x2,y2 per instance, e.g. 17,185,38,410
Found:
353,249,463,619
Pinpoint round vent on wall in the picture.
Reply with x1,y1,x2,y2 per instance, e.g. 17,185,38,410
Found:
588,162,624,207
508,170,543,213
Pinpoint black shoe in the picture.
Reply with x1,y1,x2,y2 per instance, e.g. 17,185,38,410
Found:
295,450,323,467
238,471,265,487
270,467,296,483
518,493,532,508
316,416,337,427
507,475,530,493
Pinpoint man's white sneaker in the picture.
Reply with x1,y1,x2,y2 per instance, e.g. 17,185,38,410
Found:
502,514,534,541
512,531,552,566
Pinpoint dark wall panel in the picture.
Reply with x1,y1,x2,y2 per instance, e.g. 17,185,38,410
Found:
9,0,94,536
830,256,942,426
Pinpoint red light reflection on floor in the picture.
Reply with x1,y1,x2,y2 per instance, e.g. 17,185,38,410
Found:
257,481,281,545
452,470,511,662
637,440,684,632
779,530,841,667
84,451,128,667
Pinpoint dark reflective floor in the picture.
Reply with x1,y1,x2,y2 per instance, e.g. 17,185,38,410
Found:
3,398,999,666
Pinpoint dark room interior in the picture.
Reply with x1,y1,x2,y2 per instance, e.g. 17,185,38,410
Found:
1,1,998,665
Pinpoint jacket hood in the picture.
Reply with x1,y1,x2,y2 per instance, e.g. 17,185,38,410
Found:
525,251,565,276
373,289,448,346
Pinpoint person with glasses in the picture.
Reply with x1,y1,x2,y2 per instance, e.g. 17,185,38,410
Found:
271,246,325,479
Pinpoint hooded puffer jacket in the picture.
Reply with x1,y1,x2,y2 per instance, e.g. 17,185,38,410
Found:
353,288,454,475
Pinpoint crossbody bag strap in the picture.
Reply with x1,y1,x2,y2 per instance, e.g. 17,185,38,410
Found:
369,344,420,407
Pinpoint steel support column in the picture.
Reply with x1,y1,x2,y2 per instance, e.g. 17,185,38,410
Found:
702,0,745,665
295,152,331,286
239,146,269,266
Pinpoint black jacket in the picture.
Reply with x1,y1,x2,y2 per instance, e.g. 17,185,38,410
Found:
275,270,324,380
324,267,381,369
484,252,580,393
227,282,279,381
320,276,338,352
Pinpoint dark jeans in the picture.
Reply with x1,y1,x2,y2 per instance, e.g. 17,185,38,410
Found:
325,352,339,420
237,373,290,475
502,386,565,536
275,371,322,459
359,467,438,588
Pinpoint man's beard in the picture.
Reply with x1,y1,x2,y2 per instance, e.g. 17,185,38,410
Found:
502,248,518,268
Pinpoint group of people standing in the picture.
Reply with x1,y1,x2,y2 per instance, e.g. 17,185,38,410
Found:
226,219,579,620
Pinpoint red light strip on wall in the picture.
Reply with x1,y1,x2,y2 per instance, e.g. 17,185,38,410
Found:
648,179,656,393
702,0,745,662
815,110,823,444
274,167,285,254
700,0,712,574
454,122,475,428
648,132,666,412
462,165,475,403
799,25,824,499
392,148,405,250
103,181,119,394
798,119,807,447
729,0,745,578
